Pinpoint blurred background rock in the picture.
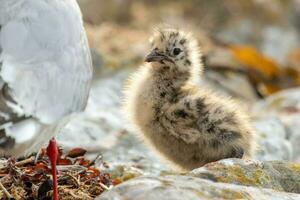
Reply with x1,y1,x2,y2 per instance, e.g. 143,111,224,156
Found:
57,0,300,193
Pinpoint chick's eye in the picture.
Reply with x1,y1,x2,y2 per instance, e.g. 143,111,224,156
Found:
173,48,182,56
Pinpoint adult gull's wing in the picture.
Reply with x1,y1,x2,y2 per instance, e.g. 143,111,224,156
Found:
0,0,93,155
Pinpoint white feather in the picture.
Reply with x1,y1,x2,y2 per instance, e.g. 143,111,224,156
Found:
0,0,93,156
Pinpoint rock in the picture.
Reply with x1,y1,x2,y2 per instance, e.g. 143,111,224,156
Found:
290,123,300,162
260,26,299,64
253,87,300,162
97,159,300,200
286,48,300,72
252,87,300,118
58,70,129,151
98,176,300,200
90,48,104,77
189,159,300,193
211,1,300,64
99,132,168,176
253,117,293,161
84,24,149,70
203,70,258,102
108,164,144,183
77,0,132,24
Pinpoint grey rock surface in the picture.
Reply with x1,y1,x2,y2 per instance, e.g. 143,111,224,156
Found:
98,159,300,200
253,117,293,161
253,87,300,162
97,175,300,200
189,159,300,193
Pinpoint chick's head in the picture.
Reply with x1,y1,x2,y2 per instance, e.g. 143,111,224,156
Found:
145,28,202,76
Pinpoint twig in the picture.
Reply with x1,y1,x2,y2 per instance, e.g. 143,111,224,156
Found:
57,165,86,172
88,154,102,167
34,149,42,164
0,181,13,199
0,160,8,170
75,169,87,176
69,190,93,200
99,182,109,190
65,173,80,188
69,191,83,199
15,156,35,166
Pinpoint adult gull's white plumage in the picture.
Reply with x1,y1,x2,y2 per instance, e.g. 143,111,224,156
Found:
0,1,93,199
0,0,93,157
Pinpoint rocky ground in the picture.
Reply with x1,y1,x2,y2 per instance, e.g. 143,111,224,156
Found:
98,160,300,200
57,0,300,199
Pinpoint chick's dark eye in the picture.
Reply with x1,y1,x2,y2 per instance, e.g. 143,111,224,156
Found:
173,48,182,56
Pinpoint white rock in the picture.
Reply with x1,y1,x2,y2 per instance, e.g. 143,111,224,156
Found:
253,87,300,162
97,175,300,200
253,117,293,161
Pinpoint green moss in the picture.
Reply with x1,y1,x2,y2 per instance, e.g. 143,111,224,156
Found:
122,172,139,181
269,97,284,110
215,165,269,187
219,189,245,199
288,163,300,173
161,179,173,187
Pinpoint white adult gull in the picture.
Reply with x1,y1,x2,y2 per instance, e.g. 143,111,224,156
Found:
0,0,93,199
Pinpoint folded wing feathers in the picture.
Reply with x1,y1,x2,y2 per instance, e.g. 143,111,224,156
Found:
0,0,93,155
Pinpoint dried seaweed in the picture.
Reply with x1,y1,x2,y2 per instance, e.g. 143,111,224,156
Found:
0,147,113,199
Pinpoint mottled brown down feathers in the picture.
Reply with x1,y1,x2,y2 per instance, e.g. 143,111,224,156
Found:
123,28,256,171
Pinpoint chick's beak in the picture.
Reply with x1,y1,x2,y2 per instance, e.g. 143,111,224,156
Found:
145,49,166,63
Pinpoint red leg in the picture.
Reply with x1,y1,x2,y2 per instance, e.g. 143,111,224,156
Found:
46,138,59,200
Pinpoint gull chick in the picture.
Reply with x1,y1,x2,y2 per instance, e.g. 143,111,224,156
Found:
123,28,256,171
